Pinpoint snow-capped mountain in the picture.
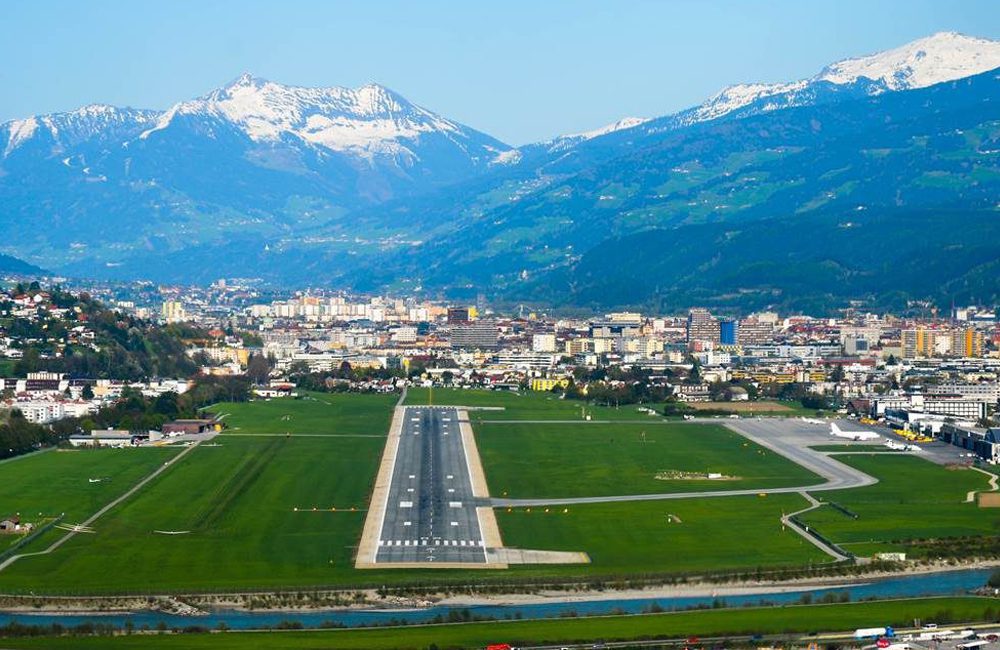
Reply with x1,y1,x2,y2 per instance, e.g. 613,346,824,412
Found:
679,32,1000,126
138,74,507,166
3,104,158,157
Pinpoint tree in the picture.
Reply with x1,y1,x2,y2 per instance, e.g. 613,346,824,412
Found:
246,353,272,385
81,384,94,400
829,365,845,383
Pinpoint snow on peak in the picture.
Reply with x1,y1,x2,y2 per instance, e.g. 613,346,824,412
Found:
3,117,39,157
816,31,1000,90
687,32,1000,125
141,76,467,159
564,116,651,141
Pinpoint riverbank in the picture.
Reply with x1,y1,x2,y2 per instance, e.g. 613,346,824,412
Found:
3,558,998,616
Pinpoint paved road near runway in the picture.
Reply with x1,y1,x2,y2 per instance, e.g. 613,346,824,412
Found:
375,407,487,564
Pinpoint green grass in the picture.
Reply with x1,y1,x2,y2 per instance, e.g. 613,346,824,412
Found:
0,447,181,551
0,436,385,593
4,597,997,649
497,494,827,577
206,392,396,435
404,387,665,422
800,455,998,554
478,422,820,498
0,358,14,377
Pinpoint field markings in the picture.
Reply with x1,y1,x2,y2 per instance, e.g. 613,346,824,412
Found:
0,439,204,573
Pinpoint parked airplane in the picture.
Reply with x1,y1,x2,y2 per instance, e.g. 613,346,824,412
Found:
830,422,881,441
800,417,826,425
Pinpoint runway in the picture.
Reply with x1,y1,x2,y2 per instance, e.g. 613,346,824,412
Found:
374,407,487,564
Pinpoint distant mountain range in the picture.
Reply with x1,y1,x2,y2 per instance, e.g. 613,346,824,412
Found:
3,32,1000,311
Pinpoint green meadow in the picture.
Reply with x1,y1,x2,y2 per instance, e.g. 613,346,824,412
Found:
799,454,998,555
497,493,827,577
206,392,396,435
477,421,820,498
404,387,665,421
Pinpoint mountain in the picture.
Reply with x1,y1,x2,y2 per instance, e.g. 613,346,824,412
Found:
338,60,1000,307
3,32,1000,313
675,31,1000,127
0,254,46,277
0,76,511,272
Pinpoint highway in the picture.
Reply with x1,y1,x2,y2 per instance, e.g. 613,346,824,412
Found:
375,406,487,564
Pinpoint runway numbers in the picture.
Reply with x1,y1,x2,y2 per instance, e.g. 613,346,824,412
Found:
449,501,462,508
399,501,413,508
446,474,454,479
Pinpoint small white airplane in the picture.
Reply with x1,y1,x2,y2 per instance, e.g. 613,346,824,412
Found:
830,422,881,441
885,440,922,452
801,417,826,425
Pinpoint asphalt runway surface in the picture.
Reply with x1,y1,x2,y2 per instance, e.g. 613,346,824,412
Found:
375,406,486,564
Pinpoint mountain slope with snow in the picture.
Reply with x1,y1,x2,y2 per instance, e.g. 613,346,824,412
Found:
678,31,1000,127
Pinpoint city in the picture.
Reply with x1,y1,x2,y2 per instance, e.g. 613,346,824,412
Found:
2,2,1000,649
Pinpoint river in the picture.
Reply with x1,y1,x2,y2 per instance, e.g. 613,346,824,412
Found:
1,568,994,631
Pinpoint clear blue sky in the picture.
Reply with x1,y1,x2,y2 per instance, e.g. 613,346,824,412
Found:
3,0,999,144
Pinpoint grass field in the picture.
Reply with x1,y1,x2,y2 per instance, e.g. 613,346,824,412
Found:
477,422,820,498
0,447,181,551
4,597,997,649
498,493,827,577
687,400,792,412
404,387,665,421
206,392,396,435
0,435,387,593
799,454,997,556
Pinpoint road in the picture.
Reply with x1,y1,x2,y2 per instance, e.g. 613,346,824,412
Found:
491,418,878,507
375,406,487,564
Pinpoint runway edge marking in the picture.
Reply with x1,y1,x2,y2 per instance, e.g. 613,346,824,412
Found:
355,400,408,569
458,409,507,567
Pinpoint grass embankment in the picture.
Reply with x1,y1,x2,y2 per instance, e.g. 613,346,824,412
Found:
477,422,820,498
3,597,999,649
799,454,997,557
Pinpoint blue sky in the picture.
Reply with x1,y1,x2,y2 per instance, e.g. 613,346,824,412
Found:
3,0,999,144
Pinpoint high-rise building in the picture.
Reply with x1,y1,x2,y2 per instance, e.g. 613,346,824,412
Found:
952,328,985,358
450,321,498,349
161,300,187,324
719,320,738,345
447,307,470,324
687,308,719,345
532,333,557,352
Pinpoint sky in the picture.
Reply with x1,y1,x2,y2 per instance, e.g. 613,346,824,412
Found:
3,0,1000,145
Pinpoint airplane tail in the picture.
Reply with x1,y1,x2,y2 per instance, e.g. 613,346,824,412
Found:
830,423,841,435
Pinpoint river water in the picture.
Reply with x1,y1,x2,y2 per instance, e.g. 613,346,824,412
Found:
1,568,993,631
